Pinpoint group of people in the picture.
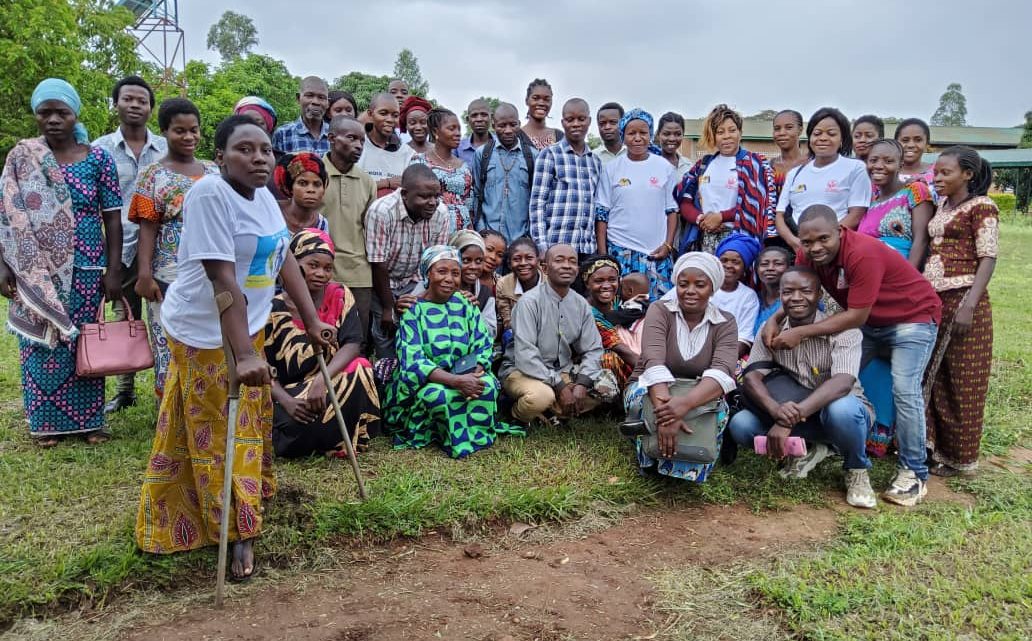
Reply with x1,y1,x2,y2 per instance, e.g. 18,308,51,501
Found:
0,72,999,579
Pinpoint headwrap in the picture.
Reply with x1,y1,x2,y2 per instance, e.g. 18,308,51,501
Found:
274,152,328,198
290,227,335,261
289,228,346,328
618,107,662,156
580,255,620,281
672,252,724,292
399,96,433,133
715,232,762,268
448,229,485,254
30,79,88,144
419,244,461,287
234,96,278,132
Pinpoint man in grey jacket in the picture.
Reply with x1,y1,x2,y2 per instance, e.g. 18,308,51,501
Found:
500,244,615,424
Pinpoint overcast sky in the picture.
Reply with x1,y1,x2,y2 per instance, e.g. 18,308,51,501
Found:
172,0,1031,128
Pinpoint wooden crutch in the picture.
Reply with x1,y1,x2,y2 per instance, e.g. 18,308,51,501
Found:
314,327,367,500
214,291,239,608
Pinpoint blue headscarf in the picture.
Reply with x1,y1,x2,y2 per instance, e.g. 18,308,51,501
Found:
30,78,89,144
715,232,762,268
419,245,461,287
618,108,663,156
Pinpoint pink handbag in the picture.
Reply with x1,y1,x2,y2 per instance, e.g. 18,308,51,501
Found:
75,297,154,378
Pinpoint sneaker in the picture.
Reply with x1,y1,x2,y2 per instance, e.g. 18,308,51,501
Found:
778,443,831,479
882,468,927,507
844,469,877,509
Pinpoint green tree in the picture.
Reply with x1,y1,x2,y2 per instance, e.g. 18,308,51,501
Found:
0,0,141,159
151,54,299,160
1014,110,1032,212
392,49,429,97
931,82,968,127
332,72,392,112
206,11,259,62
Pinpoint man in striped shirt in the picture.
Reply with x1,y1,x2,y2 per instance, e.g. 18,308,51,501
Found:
729,266,877,509
529,98,601,257
365,164,450,357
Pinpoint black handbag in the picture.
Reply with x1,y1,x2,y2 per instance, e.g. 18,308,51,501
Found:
739,360,816,428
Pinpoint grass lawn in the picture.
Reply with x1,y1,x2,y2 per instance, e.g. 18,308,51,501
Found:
0,221,1029,636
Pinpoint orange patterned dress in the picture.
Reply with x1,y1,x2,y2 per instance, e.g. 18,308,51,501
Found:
923,196,998,471
136,333,274,553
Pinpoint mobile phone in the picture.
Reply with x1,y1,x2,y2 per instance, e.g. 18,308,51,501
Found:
452,354,480,375
754,435,807,457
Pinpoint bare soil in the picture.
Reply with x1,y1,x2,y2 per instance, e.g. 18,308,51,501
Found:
121,503,840,641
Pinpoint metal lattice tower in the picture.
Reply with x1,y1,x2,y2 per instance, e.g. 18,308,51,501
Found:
117,0,186,86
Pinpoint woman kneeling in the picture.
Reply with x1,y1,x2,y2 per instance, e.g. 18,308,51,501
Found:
623,253,739,482
383,245,523,458
265,229,381,458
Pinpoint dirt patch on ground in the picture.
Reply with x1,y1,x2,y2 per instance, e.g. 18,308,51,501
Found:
120,503,838,641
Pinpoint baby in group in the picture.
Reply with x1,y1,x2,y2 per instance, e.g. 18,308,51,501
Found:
619,272,650,312
616,272,651,353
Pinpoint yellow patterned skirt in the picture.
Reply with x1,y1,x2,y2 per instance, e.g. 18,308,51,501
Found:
136,333,274,554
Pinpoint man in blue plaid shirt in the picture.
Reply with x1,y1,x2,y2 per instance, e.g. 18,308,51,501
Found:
529,98,601,257
272,76,331,155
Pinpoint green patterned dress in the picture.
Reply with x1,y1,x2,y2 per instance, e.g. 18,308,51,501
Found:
383,294,522,457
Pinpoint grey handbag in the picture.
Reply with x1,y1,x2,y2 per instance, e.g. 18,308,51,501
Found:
640,378,722,463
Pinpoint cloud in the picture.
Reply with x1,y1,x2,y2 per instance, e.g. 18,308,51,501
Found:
179,0,1032,127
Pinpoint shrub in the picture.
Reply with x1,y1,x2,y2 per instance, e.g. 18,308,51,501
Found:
990,193,1016,211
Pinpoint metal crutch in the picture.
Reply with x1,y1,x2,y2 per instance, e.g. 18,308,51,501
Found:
314,327,368,501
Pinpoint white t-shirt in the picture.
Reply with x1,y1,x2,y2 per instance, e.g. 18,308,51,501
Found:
698,153,739,223
712,283,760,344
776,156,871,224
358,141,415,185
161,175,291,349
596,154,678,255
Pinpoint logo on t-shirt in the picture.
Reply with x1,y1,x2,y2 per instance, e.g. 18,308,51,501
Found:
617,177,632,187
725,175,737,189
792,183,807,194
649,176,660,187
826,179,840,192
245,229,291,288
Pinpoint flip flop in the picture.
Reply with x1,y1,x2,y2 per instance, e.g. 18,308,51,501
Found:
35,437,60,448
85,431,111,445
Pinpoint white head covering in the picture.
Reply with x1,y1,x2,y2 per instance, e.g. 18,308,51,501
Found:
672,252,724,291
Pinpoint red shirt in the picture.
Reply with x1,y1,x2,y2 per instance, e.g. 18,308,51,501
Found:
797,227,942,327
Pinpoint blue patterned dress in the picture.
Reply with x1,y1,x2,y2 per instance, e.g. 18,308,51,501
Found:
19,147,120,437
383,294,522,457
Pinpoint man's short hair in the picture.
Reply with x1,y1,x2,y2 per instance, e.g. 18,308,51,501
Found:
797,204,838,228
401,163,438,187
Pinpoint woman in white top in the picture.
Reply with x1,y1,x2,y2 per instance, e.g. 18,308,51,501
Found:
775,107,872,252
595,108,679,300
136,115,334,580
674,105,774,255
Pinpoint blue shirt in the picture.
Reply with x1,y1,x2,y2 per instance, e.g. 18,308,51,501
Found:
272,118,330,155
529,139,601,255
472,136,537,242
454,135,481,167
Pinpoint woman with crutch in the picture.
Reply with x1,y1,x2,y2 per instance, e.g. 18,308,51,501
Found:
135,115,334,581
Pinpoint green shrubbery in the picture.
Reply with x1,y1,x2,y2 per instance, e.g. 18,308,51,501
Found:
990,192,1017,211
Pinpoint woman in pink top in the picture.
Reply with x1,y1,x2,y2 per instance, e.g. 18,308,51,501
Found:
859,139,933,269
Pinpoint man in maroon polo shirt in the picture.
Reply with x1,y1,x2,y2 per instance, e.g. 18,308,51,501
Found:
765,204,940,507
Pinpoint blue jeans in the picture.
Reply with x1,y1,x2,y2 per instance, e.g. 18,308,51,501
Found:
860,322,937,480
728,396,873,470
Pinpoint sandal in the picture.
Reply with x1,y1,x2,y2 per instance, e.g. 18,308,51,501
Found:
85,432,111,445
929,462,975,478
35,437,60,448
